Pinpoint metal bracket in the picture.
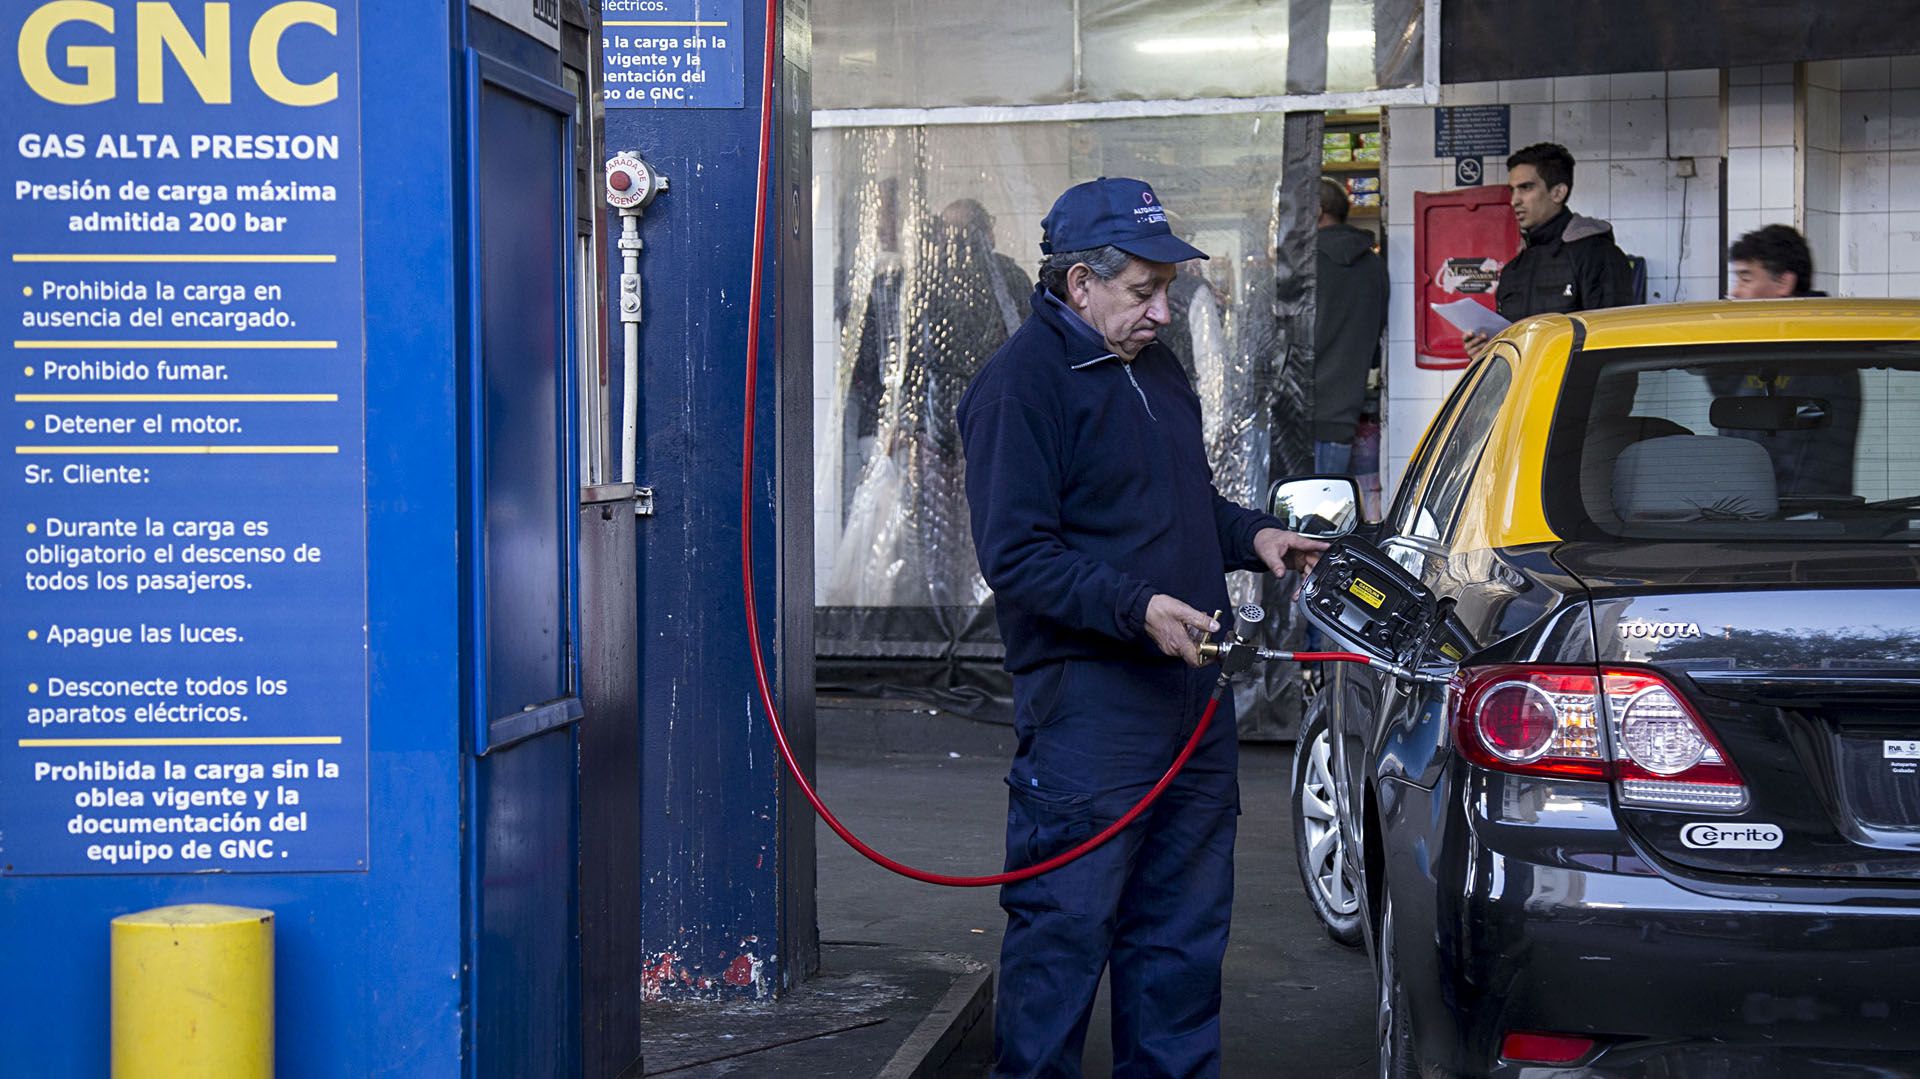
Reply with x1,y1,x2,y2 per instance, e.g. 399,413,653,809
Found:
633,486,655,517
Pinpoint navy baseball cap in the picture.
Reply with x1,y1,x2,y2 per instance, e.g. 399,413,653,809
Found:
1040,177,1209,263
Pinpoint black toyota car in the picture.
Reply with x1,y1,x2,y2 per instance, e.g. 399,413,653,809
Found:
1276,300,1920,1077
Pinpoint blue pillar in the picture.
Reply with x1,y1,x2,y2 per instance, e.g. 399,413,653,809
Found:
605,0,817,998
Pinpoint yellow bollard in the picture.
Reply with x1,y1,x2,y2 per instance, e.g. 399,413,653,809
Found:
111,904,274,1079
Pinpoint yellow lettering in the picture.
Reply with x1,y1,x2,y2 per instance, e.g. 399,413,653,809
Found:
136,3,231,104
249,1,336,107
18,1,115,106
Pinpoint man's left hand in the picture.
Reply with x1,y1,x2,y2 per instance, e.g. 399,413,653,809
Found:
1253,528,1328,576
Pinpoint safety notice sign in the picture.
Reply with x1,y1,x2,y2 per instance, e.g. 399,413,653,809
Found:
1,1,368,875
602,0,746,108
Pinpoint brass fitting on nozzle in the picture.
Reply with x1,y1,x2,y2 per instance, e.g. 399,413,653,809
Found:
1197,603,1266,675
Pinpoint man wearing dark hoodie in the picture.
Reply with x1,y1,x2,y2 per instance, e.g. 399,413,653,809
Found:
1464,142,1633,355
1313,179,1388,474
958,177,1325,1077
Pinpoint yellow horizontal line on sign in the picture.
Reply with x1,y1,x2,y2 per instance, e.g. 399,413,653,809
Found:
13,253,337,264
13,341,337,350
604,20,730,26
15,445,339,455
19,736,344,748
15,393,339,403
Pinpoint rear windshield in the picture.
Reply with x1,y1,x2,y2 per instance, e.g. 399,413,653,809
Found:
1544,342,1920,541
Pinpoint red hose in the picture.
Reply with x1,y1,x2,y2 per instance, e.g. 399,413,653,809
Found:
735,0,1366,885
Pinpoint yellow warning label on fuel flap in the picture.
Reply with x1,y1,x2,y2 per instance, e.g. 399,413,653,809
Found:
1347,578,1387,609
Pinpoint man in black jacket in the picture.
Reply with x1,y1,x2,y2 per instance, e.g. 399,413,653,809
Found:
1313,179,1388,474
1464,142,1632,355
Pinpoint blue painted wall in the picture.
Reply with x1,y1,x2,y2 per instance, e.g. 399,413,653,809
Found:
608,0,817,999
0,3,466,1074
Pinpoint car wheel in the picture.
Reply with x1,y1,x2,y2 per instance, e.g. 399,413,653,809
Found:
1377,890,1418,1079
1293,704,1363,946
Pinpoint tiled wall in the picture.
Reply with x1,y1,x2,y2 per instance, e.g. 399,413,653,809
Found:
1802,56,1920,298
1726,62,1798,279
1379,70,1725,496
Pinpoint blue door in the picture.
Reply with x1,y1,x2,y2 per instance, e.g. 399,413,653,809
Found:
463,50,583,1077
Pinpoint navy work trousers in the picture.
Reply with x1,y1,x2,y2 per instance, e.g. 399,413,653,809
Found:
993,655,1239,1079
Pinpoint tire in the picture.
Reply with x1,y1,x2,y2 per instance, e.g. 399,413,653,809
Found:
1293,703,1364,946
1377,891,1418,1079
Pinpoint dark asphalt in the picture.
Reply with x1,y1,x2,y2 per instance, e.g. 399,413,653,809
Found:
815,712,1378,1077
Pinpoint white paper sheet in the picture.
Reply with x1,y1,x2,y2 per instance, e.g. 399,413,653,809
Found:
1430,298,1511,338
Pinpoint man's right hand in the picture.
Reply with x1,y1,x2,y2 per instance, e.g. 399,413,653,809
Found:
1144,594,1220,668
1460,329,1493,358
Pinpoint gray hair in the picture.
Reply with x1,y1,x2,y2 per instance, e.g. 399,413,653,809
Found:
1038,244,1132,299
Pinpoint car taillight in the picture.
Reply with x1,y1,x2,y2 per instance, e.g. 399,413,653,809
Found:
1454,665,1747,810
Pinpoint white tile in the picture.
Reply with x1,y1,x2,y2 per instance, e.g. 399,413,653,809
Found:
1500,78,1553,104
1610,71,1666,100
1895,154,1920,212
1806,60,1844,91
1611,99,1667,158
1385,164,1448,225
1728,84,1762,149
1553,74,1611,102
1644,275,1679,303
1612,217,1673,280
1678,218,1722,279
1842,151,1892,213
1553,100,1610,159
1678,275,1722,302
1837,273,1892,298
1841,212,1891,275
1729,66,1765,87
1727,148,1762,210
1441,81,1500,106
1889,273,1920,297
1667,69,1720,97
1670,162,1721,219
1804,209,1840,281
1509,103,1554,149
1387,283,1414,343
1608,160,1673,220
1762,63,1794,84
1840,90,1893,152
1760,82,1795,146
1759,145,1797,211
1806,86,1842,153
1667,95,1723,158
1889,212,1920,273
1385,224,1415,288
1892,90,1920,151
1894,56,1920,90
1726,207,1764,244
1840,56,1893,91
1387,106,1435,164
1805,148,1843,214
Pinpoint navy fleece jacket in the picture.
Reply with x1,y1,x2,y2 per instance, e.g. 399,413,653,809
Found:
958,286,1283,674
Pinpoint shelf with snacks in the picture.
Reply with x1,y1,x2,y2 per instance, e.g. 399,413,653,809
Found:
1322,116,1384,224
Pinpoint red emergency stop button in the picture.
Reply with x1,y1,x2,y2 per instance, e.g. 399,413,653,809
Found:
609,170,632,192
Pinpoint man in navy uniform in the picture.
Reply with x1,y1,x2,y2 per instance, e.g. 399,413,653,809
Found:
958,178,1325,1077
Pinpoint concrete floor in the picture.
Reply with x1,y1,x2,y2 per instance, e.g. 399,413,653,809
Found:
816,712,1379,1077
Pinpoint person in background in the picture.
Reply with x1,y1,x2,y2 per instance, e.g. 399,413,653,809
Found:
1718,224,1858,498
1464,142,1632,356
1728,223,1821,299
1312,178,1388,475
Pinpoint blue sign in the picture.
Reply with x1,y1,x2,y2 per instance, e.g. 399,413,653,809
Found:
602,0,745,108
3,1,367,874
1435,105,1512,159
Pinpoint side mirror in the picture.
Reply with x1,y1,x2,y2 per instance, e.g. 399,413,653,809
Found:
1268,475,1361,540
1300,536,1471,676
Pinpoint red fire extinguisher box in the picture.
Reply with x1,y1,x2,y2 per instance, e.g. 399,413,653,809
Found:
1412,186,1519,369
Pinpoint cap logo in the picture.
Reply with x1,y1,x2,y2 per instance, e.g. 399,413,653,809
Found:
1141,191,1154,204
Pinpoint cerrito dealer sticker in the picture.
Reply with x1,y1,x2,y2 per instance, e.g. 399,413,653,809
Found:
1681,822,1783,850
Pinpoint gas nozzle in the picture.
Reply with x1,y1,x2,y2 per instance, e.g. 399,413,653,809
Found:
1232,603,1266,641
